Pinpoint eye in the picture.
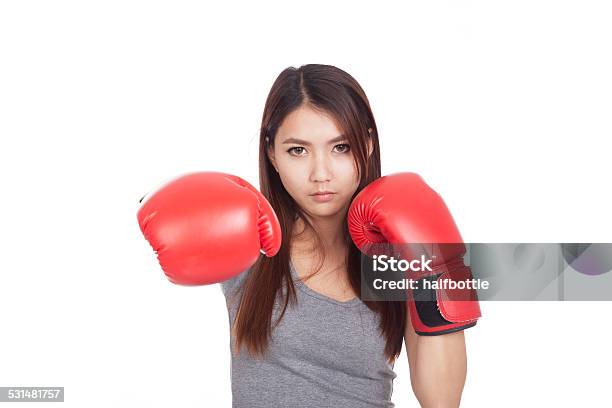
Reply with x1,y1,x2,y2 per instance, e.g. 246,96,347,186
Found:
287,146,306,156
334,143,350,153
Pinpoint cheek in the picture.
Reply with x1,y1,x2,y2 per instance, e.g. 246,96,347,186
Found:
276,158,307,194
335,156,361,188
283,174,304,195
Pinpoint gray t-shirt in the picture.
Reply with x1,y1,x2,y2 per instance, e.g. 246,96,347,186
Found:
220,260,398,408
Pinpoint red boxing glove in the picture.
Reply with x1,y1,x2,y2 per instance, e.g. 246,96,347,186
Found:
137,172,281,285
348,172,481,335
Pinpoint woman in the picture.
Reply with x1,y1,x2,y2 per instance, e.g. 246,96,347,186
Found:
222,64,474,407
138,64,478,407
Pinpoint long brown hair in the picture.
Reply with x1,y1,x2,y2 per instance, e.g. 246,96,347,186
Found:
232,64,406,362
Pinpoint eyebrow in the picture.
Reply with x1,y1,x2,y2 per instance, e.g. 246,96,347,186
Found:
281,135,347,145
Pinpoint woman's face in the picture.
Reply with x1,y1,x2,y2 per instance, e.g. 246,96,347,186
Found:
268,105,363,220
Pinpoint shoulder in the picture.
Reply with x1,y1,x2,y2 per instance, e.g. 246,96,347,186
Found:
220,267,252,301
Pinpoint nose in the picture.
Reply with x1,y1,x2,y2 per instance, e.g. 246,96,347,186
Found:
309,152,332,184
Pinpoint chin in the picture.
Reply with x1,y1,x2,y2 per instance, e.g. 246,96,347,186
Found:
305,205,344,218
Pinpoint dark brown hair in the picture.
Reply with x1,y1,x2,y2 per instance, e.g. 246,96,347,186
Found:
232,64,406,362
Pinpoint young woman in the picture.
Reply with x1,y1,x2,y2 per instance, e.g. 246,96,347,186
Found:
223,64,478,407
138,64,479,407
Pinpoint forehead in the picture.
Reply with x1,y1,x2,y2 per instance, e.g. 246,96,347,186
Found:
276,105,343,143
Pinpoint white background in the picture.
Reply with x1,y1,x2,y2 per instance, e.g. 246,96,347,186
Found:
1,1,611,407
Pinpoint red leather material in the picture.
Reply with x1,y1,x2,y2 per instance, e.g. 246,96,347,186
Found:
436,265,482,323
137,172,281,285
348,172,481,335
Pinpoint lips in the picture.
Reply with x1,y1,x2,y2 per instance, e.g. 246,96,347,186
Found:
310,191,336,203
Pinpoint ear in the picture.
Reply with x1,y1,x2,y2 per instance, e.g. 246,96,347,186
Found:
267,140,279,173
367,128,374,158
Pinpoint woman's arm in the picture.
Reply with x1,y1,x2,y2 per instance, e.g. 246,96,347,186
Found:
405,314,467,408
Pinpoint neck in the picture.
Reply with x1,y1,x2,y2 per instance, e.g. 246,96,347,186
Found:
293,212,346,249
290,213,349,281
